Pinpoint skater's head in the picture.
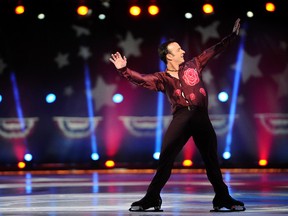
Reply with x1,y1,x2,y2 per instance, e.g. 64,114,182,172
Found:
158,40,185,65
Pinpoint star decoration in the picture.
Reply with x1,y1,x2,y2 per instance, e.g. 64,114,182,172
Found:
91,76,117,111
272,64,288,98
55,52,69,68
103,52,111,63
118,31,143,58
202,69,213,84
78,46,92,60
280,41,287,51
101,0,110,8
0,58,7,74
208,94,219,109
63,86,74,96
232,51,262,83
71,25,91,37
195,21,220,44
237,94,245,105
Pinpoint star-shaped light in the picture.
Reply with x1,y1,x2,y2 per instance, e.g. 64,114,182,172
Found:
71,25,91,37
63,86,74,96
55,52,69,68
272,64,288,98
280,41,287,51
231,50,262,83
0,58,7,74
91,76,117,111
202,69,213,84
208,94,219,109
118,31,143,58
78,46,92,60
103,52,111,63
195,21,220,44
241,51,262,83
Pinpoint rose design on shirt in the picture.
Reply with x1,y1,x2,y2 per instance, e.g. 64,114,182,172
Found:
182,68,200,86
189,93,196,101
199,88,206,96
174,89,181,97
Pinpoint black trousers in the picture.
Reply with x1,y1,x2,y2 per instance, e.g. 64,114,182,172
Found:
146,106,229,198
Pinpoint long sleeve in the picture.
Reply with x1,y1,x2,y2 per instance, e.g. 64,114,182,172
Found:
117,67,164,92
194,32,237,71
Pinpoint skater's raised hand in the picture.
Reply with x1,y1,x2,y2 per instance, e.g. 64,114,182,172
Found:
110,52,127,69
232,18,241,35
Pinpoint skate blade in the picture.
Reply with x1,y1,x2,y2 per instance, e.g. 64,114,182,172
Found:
129,206,163,212
210,206,246,212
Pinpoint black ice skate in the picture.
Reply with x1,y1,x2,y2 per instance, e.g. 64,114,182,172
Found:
129,196,163,212
210,195,245,212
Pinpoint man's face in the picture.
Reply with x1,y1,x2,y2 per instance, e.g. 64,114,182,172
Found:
167,42,185,64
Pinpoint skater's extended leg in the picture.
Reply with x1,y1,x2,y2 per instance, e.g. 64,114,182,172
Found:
130,108,191,211
193,111,245,211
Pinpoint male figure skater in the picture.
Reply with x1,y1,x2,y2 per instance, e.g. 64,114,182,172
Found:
110,18,245,212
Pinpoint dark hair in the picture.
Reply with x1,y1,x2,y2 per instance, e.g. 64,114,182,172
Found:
158,39,176,64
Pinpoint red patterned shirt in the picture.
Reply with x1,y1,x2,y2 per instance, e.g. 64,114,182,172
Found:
117,33,237,114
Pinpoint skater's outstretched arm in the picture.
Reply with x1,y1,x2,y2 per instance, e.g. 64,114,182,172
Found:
109,52,164,91
194,18,241,71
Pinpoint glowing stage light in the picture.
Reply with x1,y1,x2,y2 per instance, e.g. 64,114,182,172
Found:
105,160,115,168
15,5,25,15
148,5,159,16
77,6,89,16
129,6,141,16
24,153,33,162
153,152,160,160
98,14,106,20
113,93,124,103
223,151,231,159
247,11,254,18
38,13,45,19
218,91,229,102
91,153,99,160
18,162,26,169
259,159,268,166
46,93,56,103
182,159,193,167
266,2,276,12
202,4,214,14
185,12,193,19
0,94,2,102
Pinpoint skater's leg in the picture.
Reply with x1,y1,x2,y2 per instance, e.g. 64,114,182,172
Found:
193,113,228,195
130,108,191,211
193,111,245,211
146,109,192,196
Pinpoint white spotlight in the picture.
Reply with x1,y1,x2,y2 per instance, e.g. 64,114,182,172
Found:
218,91,229,102
153,152,160,160
38,13,45,19
247,11,254,18
98,14,106,20
24,153,33,161
185,12,193,19
91,153,99,160
223,152,231,160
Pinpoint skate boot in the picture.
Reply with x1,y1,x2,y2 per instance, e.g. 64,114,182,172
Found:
129,195,163,212
211,194,245,212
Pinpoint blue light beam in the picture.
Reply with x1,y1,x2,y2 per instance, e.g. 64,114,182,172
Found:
154,38,166,160
84,64,99,159
11,72,30,156
224,31,246,158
